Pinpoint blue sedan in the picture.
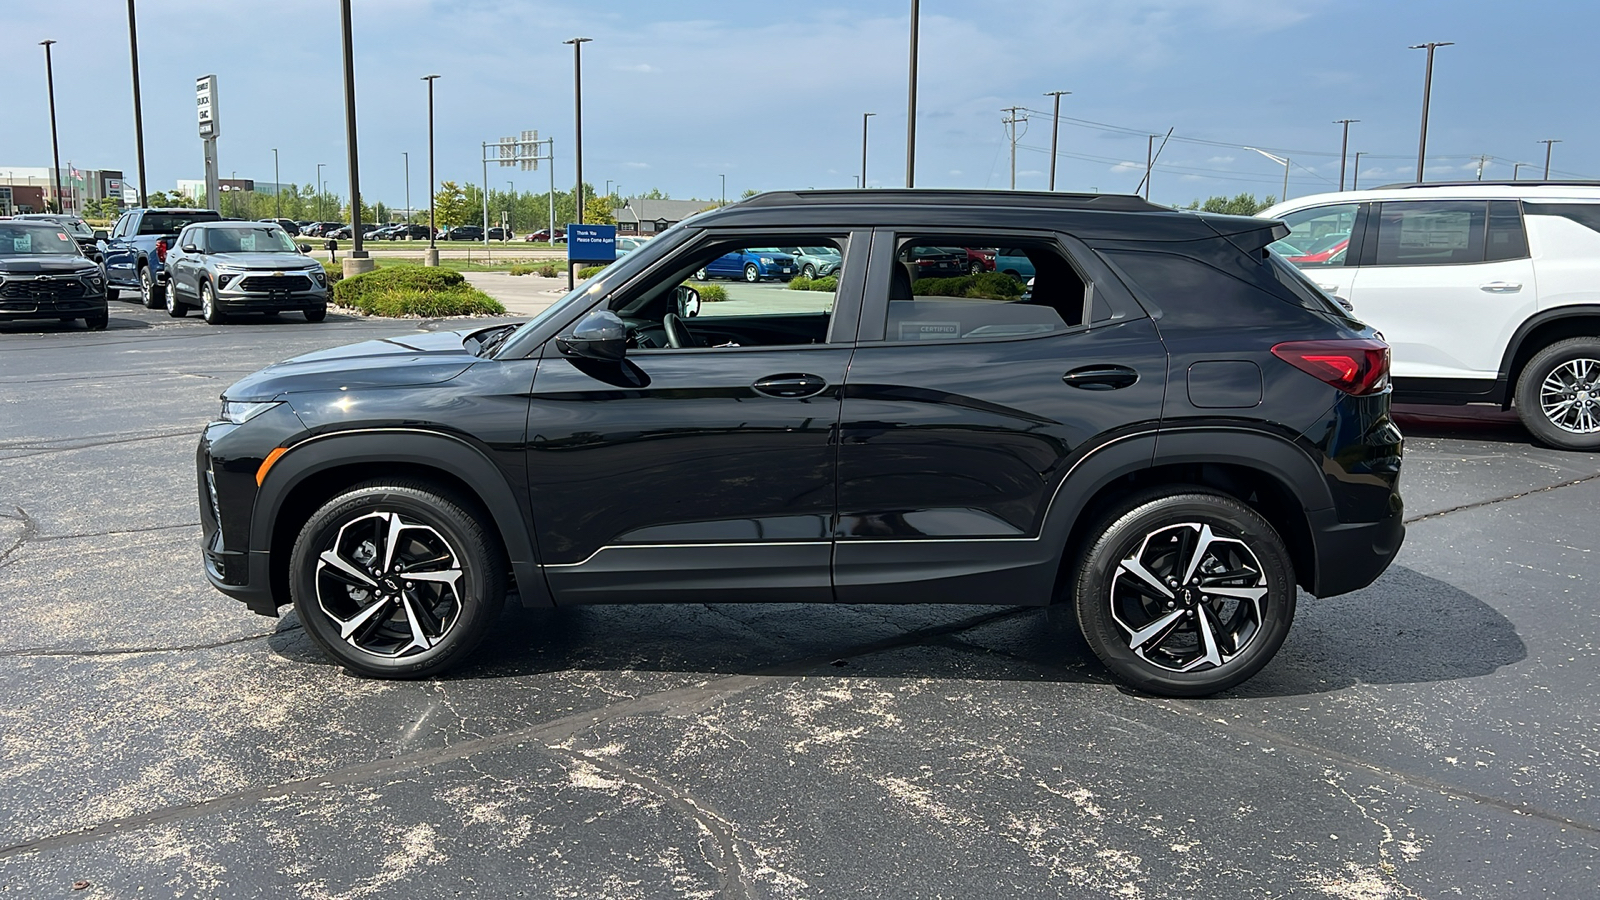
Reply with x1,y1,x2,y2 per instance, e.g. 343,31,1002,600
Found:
695,247,797,282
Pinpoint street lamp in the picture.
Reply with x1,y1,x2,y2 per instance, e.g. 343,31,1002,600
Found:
720,173,725,205
1244,147,1291,202
1409,41,1454,183
1513,161,1526,181
315,162,325,221
272,148,280,219
422,74,440,264
1044,90,1070,191
402,151,410,224
338,0,371,273
125,1,148,208
905,0,919,188
861,112,875,189
40,40,64,214
1334,119,1358,191
1352,151,1363,190
1538,139,1562,180
565,37,592,230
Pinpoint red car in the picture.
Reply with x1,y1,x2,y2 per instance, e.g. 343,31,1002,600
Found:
1287,235,1348,266
524,228,566,243
936,246,996,275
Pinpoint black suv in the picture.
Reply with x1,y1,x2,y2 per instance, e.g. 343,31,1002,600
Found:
198,190,1404,695
0,220,109,329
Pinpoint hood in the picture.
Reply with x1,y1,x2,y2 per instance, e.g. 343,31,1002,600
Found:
0,255,95,275
225,329,479,399
211,252,321,269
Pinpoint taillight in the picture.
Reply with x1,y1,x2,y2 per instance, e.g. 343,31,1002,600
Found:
1271,339,1390,395
155,239,168,263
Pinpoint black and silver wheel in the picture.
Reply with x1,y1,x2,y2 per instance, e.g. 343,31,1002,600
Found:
801,263,816,279
139,265,165,309
290,480,506,678
969,260,984,276
200,281,226,325
1073,490,1295,696
694,268,708,282
166,284,187,317
744,263,760,283
1515,337,1600,451
304,305,327,323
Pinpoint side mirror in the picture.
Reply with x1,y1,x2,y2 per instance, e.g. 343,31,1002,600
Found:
182,244,200,254
675,285,701,318
297,243,313,254
93,230,108,242
557,309,628,361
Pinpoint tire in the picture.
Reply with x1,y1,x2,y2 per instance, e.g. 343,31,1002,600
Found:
969,261,984,276
1514,336,1600,451
694,268,708,282
289,479,507,678
1071,489,1296,697
744,264,760,283
304,305,327,323
201,280,226,325
84,312,108,331
106,288,121,302
166,284,188,317
802,264,816,279
139,265,165,309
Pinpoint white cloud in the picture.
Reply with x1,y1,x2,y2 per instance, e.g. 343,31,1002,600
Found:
624,162,651,169
616,63,657,73
949,170,964,176
1208,156,1235,164
1111,161,1143,174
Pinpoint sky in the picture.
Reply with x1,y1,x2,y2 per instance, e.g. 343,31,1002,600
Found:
2,0,1596,210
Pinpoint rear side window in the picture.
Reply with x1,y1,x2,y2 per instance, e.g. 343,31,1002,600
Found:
1371,201,1486,266
1101,248,1346,330
1485,200,1529,262
880,238,1089,342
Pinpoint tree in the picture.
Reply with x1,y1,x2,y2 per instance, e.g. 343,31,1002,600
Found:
434,181,469,229
1182,193,1276,216
740,188,759,199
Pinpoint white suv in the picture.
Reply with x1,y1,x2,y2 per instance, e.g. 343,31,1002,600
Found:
1262,183,1600,450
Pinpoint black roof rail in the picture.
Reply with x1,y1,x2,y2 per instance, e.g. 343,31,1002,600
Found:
1372,180,1600,189
735,189,1164,214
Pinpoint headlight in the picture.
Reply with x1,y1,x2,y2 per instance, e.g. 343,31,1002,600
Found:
759,257,774,265
219,400,281,424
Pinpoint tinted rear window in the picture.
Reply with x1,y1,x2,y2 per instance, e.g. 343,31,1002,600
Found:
137,212,220,235
1101,247,1349,331
1524,202,1600,234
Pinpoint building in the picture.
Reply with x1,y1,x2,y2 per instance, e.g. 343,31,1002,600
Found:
612,198,715,235
0,166,127,215
175,179,293,203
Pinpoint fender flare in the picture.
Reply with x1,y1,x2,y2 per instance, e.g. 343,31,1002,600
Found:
1497,304,1600,383
250,428,551,607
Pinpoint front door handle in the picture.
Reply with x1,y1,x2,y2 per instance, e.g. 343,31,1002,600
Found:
752,373,828,399
1063,365,1139,390
1480,281,1523,293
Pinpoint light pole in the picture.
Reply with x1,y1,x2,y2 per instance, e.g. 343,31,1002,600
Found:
905,0,919,188
40,40,64,214
604,179,612,199
1409,41,1454,183
1334,119,1358,191
507,179,514,234
1044,90,1070,191
1244,147,1291,202
1513,161,1526,181
720,173,725,205
565,37,592,231
402,151,410,224
315,162,325,221
1352,152,1363,190
272,148,280,219
422,75,440,263
861,112,875,189
1538,139,1562,180
126,1,148,208
338,0,371,274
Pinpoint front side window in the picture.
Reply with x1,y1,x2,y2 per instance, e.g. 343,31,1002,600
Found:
1372,200,1486,266
881,238,1087,342
1268,203,1357,268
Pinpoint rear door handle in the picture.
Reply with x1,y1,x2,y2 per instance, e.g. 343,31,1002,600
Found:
1480,281,1522,293
1063,365,1139,390
752,373,828,399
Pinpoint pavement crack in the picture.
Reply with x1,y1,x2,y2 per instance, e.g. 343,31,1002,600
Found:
0,428,200,458
0,625,300,659
30,522,200,544
1404,471,1600,524
0,506,38,570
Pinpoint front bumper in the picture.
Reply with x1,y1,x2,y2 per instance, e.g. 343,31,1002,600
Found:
0,279,107,320
215,273,328,312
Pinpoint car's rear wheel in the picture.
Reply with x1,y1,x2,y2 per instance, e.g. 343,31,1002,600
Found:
166,285,187,318
84,312,108,330
1515,337,1600,451
1072,489,1295,697
200,281,226,325
290,480,507,678
744,264,760,283
139,265,164,309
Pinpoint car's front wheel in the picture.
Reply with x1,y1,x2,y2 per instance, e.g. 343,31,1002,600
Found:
166,284,187,318
744,264,760,283
290,480,507,678
801,264,816,279
1072,489,1295,697
84,312,108,330
969,261,985,276
1515,337,1600,451
304,305,327,323
200,281,226,325
694,268,708,282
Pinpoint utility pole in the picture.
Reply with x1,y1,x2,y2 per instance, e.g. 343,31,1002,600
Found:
719,173,725,205
422,74,440,265
1513,162,1526,181
1002,107,1028,190
861,112,875,189
402,151,409,224
338,0,371,275
1334,119,1358,191
905,0,919,188
40,40,64,214
316,162,325,221
1144,134,1155,200
1538,139,1562,179
1352,152,1363,190
272,148,280,218
1409,41,1454,183
565,37,592,235
1044,90,1070,191
126,1,148,208
1473,155,1492,181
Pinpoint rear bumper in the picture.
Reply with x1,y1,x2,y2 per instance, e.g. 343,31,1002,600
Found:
1307,504,1405,597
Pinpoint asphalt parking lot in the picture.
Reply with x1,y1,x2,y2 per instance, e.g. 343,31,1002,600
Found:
2,301,1598,898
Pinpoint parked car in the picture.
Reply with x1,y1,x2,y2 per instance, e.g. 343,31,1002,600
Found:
98,207,222,308
524,228,565,243
614,235,652,258
487,227,514,241
694,247,797,282
259,217,301,237
327,223,380,240
779,245,842,279
382,224,433,241
0,219,108,329
904,244,965,279
1262,181,1600,450
994,248,1037,281
368,224,404,240
13,214,103,265
198,188,1403,696
301,222,346,237
163,222,327,325
440,225,484,241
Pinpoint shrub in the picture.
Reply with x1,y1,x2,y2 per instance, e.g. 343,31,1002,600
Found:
787,276,838,293
912,272,1025,301
686,282,728,302
577,264,608,279
321,260,343,284
332,265,506,318
509,264,535,276
537,263,559,278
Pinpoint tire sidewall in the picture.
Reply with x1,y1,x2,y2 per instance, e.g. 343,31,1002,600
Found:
289,484,503,678
1074,492,1296,697
1515,337,1600,451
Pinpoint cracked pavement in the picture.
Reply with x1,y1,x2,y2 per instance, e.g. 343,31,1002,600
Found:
2,303,1598,897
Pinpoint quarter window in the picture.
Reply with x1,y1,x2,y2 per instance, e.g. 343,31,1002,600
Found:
1269,203,1356,268
1485,200,1529,262
879,238,1088,342
1372,201,1486,266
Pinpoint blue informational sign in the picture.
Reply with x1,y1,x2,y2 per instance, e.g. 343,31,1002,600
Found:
567,223,616,263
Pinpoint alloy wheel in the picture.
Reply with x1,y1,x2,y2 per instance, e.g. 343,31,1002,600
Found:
314,510,465,659
1538,357,1600,435
1110,522,1270,673
745,264,760,283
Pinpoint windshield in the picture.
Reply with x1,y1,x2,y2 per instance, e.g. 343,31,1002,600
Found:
21,216,93,238
800,246,836,257
205,226,297,253
0,224,82,255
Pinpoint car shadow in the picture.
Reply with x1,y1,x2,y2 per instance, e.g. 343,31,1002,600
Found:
264,564,1523,699
0,315,149,334
1393,402,1534,445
